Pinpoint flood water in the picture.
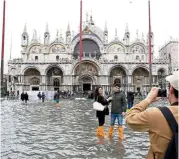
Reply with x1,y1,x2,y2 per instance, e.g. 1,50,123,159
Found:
1,99,168,159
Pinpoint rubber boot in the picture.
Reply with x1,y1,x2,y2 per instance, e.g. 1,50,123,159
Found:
96,127,100,136
118,126,124,140
98,126,105,138
107,126,114,137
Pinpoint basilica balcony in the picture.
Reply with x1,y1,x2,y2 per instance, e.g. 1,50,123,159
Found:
73,52,101,60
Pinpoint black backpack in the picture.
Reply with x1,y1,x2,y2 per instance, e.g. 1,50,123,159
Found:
158,107,178,159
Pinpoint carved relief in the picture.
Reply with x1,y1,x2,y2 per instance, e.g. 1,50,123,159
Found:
50,44,65,53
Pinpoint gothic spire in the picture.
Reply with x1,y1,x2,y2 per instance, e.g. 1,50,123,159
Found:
125,23,129,33
89,12,94,25
86,12,89,23
23,23,27,33
67,23,70,32
45,23,49,33
104,21,108,32
115,28,118,40
31,29,38,43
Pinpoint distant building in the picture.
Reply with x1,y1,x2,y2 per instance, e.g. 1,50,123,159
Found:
159,39,179,74
8,14,169,93
0,70,8,95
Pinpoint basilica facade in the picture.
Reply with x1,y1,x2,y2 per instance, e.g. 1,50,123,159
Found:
8,15,169,94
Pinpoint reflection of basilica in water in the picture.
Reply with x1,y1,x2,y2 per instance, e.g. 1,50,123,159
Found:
8,14,169,93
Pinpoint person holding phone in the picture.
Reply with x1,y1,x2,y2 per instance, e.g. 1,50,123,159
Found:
125,71,179,159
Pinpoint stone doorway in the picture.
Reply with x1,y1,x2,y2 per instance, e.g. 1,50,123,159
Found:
32,87,39,91
83,84,91,91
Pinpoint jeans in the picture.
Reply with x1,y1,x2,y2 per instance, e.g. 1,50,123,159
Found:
110,113,123,126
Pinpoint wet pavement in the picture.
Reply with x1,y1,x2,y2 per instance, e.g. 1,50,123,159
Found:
1,99,169,159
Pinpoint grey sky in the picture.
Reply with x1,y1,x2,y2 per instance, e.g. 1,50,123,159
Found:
0,0,179,73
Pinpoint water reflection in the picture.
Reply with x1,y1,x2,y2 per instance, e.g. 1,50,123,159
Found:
1,99,168,159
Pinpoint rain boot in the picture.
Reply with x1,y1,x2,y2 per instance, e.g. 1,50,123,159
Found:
96,127,100,136
118,126,124,140
107,126,114,137
98,126,105,138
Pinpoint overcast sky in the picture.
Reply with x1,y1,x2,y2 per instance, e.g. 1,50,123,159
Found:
0,0,179,73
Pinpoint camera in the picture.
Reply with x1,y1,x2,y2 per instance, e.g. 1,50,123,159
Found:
157,89,167,97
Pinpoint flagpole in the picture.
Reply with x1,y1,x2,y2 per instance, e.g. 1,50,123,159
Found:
1,0,6,94
79,0,83,61
148,0,152,89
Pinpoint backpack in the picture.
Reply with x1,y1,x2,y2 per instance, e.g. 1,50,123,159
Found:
158,107,178,159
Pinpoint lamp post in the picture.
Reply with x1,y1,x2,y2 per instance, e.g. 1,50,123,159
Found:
148,0,152,90
1,0,6,96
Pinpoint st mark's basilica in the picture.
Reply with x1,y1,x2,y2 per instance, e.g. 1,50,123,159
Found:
7,14,169,94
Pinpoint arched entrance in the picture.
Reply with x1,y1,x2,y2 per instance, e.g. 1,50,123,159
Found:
79,76,93,91
24,68,41,91
110,66,127,91
46,67,63,91
73,62,98,91
132,67,149,92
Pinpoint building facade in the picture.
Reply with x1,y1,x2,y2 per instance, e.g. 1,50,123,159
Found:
8,15,169,94
159,39,179,74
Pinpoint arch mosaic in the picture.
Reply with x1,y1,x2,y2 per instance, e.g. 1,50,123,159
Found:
46,66,64,87
130,44,145,54
49,44,66,53
74,62,98,76
29,45,42,54
109,66,127,86
132,67,149,90
107,43,125,53
23,68,41,85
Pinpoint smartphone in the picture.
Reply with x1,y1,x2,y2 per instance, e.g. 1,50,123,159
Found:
157,89,167,97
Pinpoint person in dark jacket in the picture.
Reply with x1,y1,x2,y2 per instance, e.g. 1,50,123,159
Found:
41,92,45,103
24,92,29,103
37,92,42,100
21,91,25,102
107,83,127,140
127,91,134,109
94,86,110,138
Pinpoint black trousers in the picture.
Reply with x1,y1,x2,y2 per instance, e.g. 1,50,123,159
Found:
98,115,105,126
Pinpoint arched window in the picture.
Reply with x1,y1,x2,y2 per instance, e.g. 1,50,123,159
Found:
114,55,118,61
56,55,59,61
53,78,60,87
35,56,38,62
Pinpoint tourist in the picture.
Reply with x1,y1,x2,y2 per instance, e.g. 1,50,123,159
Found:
21,91,25,103
37,92,41,100
126,71,179,159
24,92,29,104
94,86,110,138
107,83,127,140
127,91,134,109
54,90,60,106
41,92,45,103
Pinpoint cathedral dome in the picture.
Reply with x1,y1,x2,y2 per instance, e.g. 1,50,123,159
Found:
88,25,104,42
